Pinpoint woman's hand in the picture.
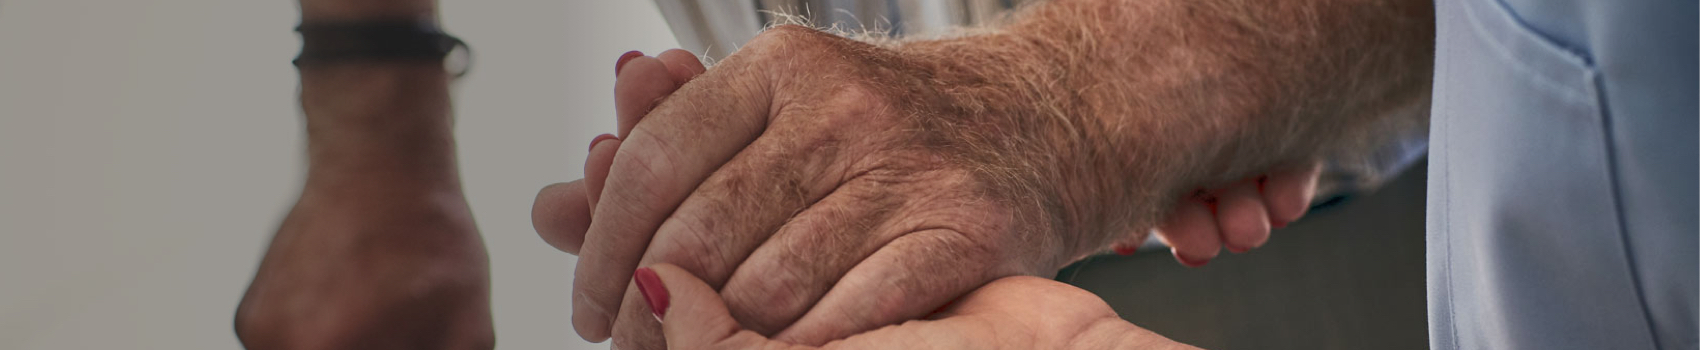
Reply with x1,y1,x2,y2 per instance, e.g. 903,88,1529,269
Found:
639,263,1198,350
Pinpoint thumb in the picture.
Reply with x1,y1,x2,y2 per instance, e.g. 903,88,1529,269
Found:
638,264,788,350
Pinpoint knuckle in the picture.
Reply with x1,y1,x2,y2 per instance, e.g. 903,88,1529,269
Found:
579,267,629,306
722,266,812,334
653,213,734,280
817,83,899,127
607,136,683,207
746,25,836,54
824,82,883,111
737,25,869,80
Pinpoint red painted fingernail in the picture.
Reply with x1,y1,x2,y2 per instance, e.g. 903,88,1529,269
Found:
633,267,669,321
1174,253,1211,268
615,51,644,77
1271,219,1288,229
590,134,618,152
1113,244,1137,256
1225,244,1251,254
929,299,957,317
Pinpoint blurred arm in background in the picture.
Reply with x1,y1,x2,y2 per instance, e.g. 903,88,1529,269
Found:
233,1,493,349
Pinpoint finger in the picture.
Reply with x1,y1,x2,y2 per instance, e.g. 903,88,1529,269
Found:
1108,229,1151,256
532,181,591,254
643,264,775,350
573,60,774,341
655,49,706,85
942,276,1116,318
615,50,644,77
933,277,1150,349
614,56,685,139
584,135,620,209
1153,194,1222,267
774,228,1016,346
950,278,1199,350
1214,181,1271,253
717,178,907,335
606,128,868,350
1260,162,1323,227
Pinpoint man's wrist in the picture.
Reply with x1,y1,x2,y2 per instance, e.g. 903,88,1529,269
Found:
891,1,1279,256
294,61,459,202
889,32,1129,257
292,0,459,190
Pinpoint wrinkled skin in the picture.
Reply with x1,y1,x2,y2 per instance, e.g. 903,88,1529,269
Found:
532,28,1324,349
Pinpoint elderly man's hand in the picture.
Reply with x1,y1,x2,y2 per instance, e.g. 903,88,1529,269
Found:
535,24,1327,349
566,26,1123,349
537,0,1437,346
535,43,1325,349
638,263,1200,350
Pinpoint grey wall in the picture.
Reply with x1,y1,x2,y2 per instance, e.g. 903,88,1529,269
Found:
0,1,678,348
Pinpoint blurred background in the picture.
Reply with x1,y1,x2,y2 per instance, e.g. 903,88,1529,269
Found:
0,1,675,348
0,0,1426,349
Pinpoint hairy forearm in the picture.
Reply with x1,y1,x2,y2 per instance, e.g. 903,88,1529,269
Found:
1009,0,1436,178
893,0,1432,255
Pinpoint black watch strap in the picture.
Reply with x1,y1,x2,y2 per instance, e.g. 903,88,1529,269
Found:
293,20,470,76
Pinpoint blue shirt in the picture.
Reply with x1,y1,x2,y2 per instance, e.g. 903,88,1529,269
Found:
1427,0,1697,348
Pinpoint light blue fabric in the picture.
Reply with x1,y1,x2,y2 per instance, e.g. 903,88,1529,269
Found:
1427,0,1697,348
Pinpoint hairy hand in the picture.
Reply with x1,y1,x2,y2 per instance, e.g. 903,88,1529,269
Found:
534,25,1292,349
536,50,1325,270
569,26,1104,349
537,0,1431,346
531,25,1332,349
640,263,1198,350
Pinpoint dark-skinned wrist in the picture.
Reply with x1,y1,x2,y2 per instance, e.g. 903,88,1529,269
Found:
298,61,457,184
291,6,457,190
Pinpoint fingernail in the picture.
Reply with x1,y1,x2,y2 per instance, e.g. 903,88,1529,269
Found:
1225,243,1250,254
1171,248,1211,268
1176,254,1211,267
1113,243,1137,256
1270,219,1288,229
590,134,618,152
633,267,669,322
615,51,644,77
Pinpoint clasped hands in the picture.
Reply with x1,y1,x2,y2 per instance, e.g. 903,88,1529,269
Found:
533,26,1323,350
